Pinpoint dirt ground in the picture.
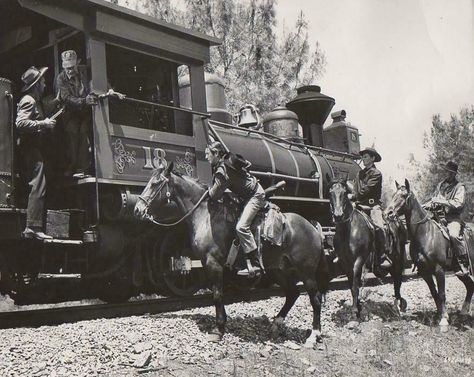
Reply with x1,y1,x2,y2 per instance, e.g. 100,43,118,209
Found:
1,275,473,376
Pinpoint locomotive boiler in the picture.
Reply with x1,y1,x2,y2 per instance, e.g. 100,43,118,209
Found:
0,0,362,303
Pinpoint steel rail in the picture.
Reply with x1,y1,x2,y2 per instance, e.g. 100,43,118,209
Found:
0,269,419,329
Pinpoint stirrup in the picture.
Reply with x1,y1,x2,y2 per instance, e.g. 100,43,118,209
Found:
454,264,470,277
236,259,262,277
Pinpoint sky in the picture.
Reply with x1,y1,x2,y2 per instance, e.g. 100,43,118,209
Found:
276,0,474,178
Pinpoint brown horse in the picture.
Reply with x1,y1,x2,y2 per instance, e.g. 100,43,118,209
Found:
328,180,408,320
135,163,329,345
385,179,474,330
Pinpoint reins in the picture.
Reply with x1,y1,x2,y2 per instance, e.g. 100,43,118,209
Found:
139,173,209,227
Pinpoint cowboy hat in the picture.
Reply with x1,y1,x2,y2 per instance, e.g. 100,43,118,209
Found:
61,50,78,69
440,160,458,174
225,153,251,172
21,66,48,93
359,147,381,162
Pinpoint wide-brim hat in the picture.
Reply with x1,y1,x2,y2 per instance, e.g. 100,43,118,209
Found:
359,147,381,162
440,161,458,174
225,153,251,171
21,66,48,93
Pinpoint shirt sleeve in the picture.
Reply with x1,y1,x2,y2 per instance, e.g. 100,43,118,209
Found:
357,169,382,201
15,97,41,133
447,184,465,210
208,167,229,200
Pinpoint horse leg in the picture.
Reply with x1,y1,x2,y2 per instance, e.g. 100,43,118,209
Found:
458,275,474,315
434,269,449,331
350,256,365,320
206,258,227,342
392,257,407,313
421,273,442,318
302,278,324,348
270,269,299,338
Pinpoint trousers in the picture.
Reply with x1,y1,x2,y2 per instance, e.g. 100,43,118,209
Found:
447,221,466,257
23,147,46,228
236,185,265,254
64,115,90,174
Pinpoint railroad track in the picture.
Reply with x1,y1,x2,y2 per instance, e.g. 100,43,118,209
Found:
0,269,419,329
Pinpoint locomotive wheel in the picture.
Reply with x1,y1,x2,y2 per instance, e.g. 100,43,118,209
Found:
149,235,173,296
159,231,201,297
95,260,134,303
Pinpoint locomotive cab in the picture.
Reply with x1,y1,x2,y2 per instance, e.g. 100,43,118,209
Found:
0,0,219,302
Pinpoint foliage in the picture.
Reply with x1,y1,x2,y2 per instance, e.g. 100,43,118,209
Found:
107,0,326,114
409,106,474,202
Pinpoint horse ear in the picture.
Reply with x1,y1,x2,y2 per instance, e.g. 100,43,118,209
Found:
165,161,174,176
395,180,400,190
404,178,410,192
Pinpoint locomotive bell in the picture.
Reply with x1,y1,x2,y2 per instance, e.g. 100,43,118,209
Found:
237,104,261,129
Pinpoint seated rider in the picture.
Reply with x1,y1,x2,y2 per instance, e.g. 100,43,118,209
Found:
205,141,265,276
423,161,469,276
351,147,392,270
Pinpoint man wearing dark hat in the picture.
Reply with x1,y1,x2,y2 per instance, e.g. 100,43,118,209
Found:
205,141,265,276
16,66,56,240
424,161,469,276
352,147,391,270
55,49,97,179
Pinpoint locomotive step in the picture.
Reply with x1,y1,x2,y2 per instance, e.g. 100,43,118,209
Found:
38,273,81,279
43,239,84,245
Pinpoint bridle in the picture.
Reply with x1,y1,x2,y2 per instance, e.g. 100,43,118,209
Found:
396,191,429,226
329,184,354,224
138,172,208,227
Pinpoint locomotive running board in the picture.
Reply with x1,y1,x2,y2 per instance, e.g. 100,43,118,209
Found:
38,273,81,279
43,239,84,245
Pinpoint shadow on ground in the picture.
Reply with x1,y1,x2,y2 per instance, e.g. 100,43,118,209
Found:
161,313,309,344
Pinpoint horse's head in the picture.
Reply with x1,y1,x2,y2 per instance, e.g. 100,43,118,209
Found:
328,179,350,222
134,162,174,220
385,178,411,219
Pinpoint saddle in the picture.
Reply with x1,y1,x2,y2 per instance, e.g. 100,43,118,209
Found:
223,182,287,270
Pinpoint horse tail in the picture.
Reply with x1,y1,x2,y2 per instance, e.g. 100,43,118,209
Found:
316,244,330,294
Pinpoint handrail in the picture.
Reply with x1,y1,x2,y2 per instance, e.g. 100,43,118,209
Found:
208,119,358,160
103,94,211,118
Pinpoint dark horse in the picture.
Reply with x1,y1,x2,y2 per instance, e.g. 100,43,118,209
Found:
385,179,474,330
328,180,408,320
135,163,329,345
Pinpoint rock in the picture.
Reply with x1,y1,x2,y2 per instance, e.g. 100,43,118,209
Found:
285,341,301,350
368,349,377,357
300,358,310,366
306,366,317,373
383,359,393,366
133,351,152,368
133,342,153,354
347,321,359,330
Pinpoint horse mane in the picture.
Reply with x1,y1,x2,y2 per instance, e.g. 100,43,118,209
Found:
172,170,209,191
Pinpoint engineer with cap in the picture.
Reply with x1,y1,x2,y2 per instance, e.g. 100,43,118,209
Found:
16,66,56,240
55,49,96,179
424,161,469,276
352,147,392,270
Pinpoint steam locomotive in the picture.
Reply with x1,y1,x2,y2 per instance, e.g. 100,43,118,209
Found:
0,0,361,303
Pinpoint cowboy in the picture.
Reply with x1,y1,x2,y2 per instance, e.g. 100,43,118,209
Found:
205,141,265,276
424,161,469,276
352,147,392,270
16,66,56,240
55,50,96,179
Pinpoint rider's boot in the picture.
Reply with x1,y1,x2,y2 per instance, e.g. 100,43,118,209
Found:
375,229,392,269
454,256,469,277
237,249,262,277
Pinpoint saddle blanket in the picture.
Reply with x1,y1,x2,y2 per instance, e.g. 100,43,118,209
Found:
433,221,450,241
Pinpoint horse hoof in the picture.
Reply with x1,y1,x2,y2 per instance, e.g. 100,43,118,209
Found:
399,298,408,312
304,330,322,348
439,318,449,333
460,303,471,316
207,332,223,342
